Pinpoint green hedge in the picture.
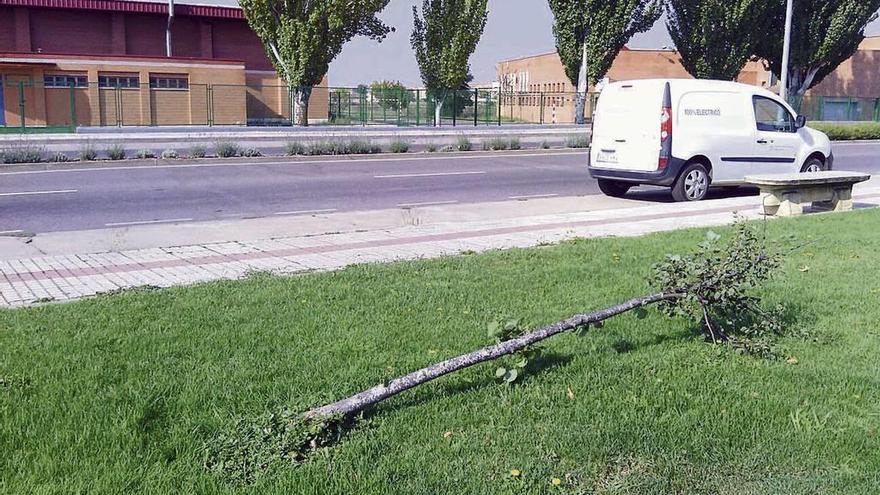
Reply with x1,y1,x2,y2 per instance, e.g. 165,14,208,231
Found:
810,122,880,141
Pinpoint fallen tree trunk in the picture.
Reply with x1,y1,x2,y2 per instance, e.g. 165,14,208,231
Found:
304,291,683,420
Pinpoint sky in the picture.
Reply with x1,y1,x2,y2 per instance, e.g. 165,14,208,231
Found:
327,0,880,87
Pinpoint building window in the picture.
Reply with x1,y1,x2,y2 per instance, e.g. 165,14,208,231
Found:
98,75,140,89
149,75,189,90
44,74,87,88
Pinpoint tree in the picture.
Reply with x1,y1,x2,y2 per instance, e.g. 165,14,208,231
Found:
756,0,880,103
411,0,489,126
370,80,414,112
549,0,662,125
665,0,775,81
239,0,393,126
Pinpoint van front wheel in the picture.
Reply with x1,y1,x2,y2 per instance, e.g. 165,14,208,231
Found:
672,163,710,202
597,179,631,198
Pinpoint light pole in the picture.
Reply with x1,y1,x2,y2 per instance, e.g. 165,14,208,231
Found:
780,0,794,102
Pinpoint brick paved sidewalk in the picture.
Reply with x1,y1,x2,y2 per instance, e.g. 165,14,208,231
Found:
3,189,880,308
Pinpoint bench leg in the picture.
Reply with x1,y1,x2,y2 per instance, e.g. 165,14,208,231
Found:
812,187,853,212
762,191,802,217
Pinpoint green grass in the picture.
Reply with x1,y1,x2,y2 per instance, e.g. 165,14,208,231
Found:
3,210,880,493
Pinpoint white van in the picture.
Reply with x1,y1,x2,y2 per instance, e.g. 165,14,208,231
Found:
587,79,833,201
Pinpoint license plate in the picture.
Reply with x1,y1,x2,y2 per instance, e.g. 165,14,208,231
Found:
597,150,618,164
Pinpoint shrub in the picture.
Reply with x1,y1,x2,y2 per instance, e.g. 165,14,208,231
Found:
79,144,98,161
135,149,156,159
565,134,590,149
50,152,71,163
482,137,509,151
215,141,240,158
508,137,522,150
811,122,880,141
389,139,410,153
106,145,126,161
241,148,263,158
161,149,179,160
425,143,438,153
1,144,46,164
540,140,551,150
346,140,381,155
189,145,207,159
285,142,307,156
455,137,472,152
369,80,413,111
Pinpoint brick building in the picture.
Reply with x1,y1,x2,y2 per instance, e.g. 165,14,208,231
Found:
0,0,328,127
496,47,772,124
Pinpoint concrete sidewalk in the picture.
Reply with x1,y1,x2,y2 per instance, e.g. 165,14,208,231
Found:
2,180,880,308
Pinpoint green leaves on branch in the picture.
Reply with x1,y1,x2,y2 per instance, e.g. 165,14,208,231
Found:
665,0,775,80
651,220,785,356
487,319,542,384
548,0,662,88
411,0,488,91
755,0,880,98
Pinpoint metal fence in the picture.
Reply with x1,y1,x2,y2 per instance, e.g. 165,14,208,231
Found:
795,95,880,123
0,80,597,132
3,78,878,133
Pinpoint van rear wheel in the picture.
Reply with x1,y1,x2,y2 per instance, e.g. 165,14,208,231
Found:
597,179,631,198
672,163,710,202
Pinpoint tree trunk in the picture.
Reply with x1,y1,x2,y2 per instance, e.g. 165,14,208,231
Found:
293,86,312,127
575,40,589,125
304,291,681,420
434,100,443,127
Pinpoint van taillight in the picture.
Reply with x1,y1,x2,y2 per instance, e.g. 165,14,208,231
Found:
659,106,672,169
659,82,672,170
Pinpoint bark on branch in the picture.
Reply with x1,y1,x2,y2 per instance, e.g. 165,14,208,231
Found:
304,291,683,420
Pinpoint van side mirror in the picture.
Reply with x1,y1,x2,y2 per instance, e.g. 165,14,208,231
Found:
796,115,807,129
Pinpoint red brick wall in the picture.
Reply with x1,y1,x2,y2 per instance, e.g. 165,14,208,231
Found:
170,17,202,58
0,8,15,50
124,13,166,57
30,9,113,54
212,19,273,71
0,7,277,72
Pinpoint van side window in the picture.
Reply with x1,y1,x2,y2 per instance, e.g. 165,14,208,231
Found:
753,96,795,133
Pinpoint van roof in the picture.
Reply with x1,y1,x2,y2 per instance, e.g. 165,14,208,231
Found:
607,79,777,99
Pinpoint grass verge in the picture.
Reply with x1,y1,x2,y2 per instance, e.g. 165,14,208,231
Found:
3,210,879,493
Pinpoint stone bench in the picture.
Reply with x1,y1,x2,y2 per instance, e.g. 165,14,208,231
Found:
744,171,871,217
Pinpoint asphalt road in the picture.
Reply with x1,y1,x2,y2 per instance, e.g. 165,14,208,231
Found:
1,142,878,234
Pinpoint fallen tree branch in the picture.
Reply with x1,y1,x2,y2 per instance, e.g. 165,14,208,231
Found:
304,290,683,420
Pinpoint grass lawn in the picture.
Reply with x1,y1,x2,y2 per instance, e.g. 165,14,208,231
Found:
2,210,880,494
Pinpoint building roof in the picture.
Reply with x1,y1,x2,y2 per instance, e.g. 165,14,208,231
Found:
0,0,243,18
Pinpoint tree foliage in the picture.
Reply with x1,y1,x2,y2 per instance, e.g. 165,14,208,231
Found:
756,0,880,98
410,0,488,92
239,0,393,124
549,0,661,88
369,80,413,111
665,0,774,80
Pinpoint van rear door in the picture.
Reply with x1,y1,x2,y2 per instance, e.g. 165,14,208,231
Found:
591,81,663,172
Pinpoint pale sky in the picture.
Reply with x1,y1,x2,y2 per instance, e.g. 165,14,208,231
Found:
327,0,880,87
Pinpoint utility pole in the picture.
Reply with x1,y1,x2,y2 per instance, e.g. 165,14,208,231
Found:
780,0,794,102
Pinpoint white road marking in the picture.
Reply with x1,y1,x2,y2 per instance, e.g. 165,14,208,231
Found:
374,171,486,179
0,189,77,197
105,217,193,227
397,200,459,208
509,193,559,200
0,230,24,235
274,208,338,216
0,151,585,176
